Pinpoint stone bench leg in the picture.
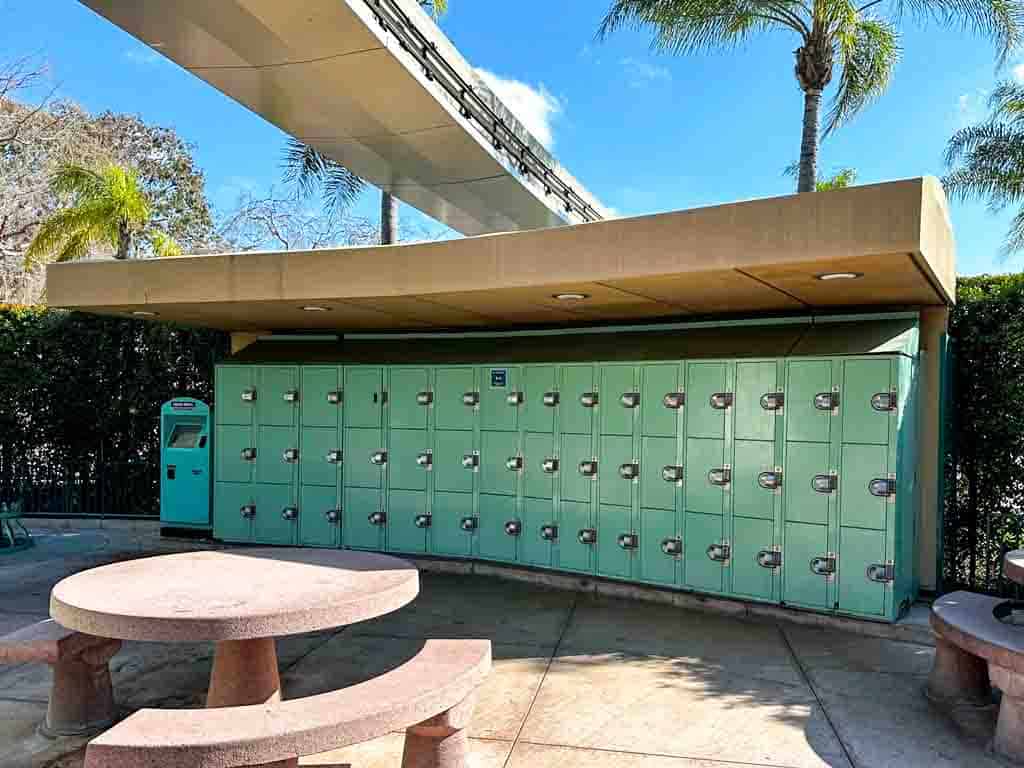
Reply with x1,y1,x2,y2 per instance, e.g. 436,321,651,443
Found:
401,695,476,768
42,638,122,737
990,663,1024,762
926,634,991,707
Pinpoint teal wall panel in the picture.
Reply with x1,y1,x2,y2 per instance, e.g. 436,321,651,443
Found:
432,491,475,557
559,500,594,573
683,512,725,592
216,366,256,426
520,497,555,567
597,504,632,579
837,526,888,617
478,494,518,562
561,365,597,435
637,507,679,586
435,367,476,431
301,366,342,429
387,489,429,554
343,487,385,550
299,485,340,548
214,482,254,542
731,517,776,601
253,483,297,545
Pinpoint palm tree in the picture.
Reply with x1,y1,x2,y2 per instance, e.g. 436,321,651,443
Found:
945,81,1024,254
598,0,1022,193
25,162,180,266
282,0,448,245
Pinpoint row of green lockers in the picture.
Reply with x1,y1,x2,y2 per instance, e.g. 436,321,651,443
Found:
213,355,918,622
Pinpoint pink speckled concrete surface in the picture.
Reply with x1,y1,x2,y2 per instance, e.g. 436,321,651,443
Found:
1006,551,1024,587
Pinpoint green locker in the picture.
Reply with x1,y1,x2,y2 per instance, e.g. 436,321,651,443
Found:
686,362,729,439
344,367,384,429
683,512,725,592
735,361,778,442
257,366,300,427
839,444,890,530
299,485,340,548
216,424,255,484
216,366,256,426
782,521,832,609
433,430,475,493
256,425,298,486
519,498,555,567
641,363,682,438
253,483,297,545
387,489,429,554
431,491,474,557
837,526,888,617
731,517,776,601
841,358,894,446
343,486,385,550
521,365,556,433
300,427,341,488
477,494,518,562
598,434,635,508
684,439,726,516
435,367,476,430
600,365,637,437
561,365,597,435
343,428,384,489
389,368,431,431
597,504,632,578
301,366,342,428
214,482,254,542
387,430,430,491
636,507,679,586
479,366,518,431
559,501,594,573
523,432,555,499
561,433,595,503
783,442,833,526
732,440,777,520
640,436,677,511
480,431,519,496
785,360,834,443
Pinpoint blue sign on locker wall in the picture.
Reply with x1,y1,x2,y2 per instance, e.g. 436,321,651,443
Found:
490,368,508,388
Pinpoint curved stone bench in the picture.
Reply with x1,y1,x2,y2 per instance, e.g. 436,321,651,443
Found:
84,638,491,768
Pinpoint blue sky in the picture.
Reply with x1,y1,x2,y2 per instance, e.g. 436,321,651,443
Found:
1,0,1019,275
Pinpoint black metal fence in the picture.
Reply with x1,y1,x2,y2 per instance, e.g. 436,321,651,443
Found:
0,460,159,519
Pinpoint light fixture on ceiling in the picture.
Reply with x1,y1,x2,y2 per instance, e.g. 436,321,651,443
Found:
816,272,863,281
300,305,331,312
131,310,158,317
553,292,590,301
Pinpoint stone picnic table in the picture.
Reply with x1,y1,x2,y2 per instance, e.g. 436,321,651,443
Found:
1006,550,1024,589
49,548,419,707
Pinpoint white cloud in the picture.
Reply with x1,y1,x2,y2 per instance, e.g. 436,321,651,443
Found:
474,68,562,149
621,57,671,89
1014,63,1024,82
956,89,988,128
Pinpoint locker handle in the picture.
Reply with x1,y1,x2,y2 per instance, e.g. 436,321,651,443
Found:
416,391,434,406
866,561,895,584
579,459,598,477
368,511,387,526
282,448,299,463
757,549,782,569
283,389,299,403
542,457,559,473
326,390,343,405
708,467,731,486
578,528,597,545
414,514,432,529
240,504,256,519
543,391,560,407
662,465,684,483
760,392,784,411
869,478,897,498
810,554,837,577
240,447,257,462
462,391,480,407
580,392,599,408
619,462,640,480
709,392,733,410
325,509,341,524
812,474,837,493
617,533,639,550
326,450,343,464
706,543,731,563
241,388,257,403
661,537,682,556
370,451,388,466
540,524,559,541
462,453,479,470
416,452,433,468
663,392,685,410
814,392,839,411
758,471,782,490
871,391,897,412
506,456,524,471
620,392,640,409
460,517,478,532
506,391,524,406
504,520,522,537
281,507,298,521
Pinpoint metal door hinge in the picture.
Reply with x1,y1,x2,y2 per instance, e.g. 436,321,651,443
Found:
416,451,433,469
620,392,640,409
580,392,599,408
871,391,897,412
240,504,256,519
543,391,560,407
326,390,343,405
283,389,299,403
661,537,683,557
579,459,598,477
506,391,524,406
462,452,480,470
869,476,897,499
814,390,839,411
810,552,837,581
617,532,639,550
240,447,257,462
283,448,299,463
710,392,733,410
866,560,895,586
325,509,341,524
540,524,559,541
619,462,639,480
708,466,731,487
542,457,559,474
707,541,731,563
416,391,434,406
459,516,478,532
462,391,480,407
506,455,524,471
662,465,684,483
368,511,387,526
578,528,597,545
812,472,838,493
758,470,782,491
663,392,685,410
504,520,522,537
370,450,388,466
414,513,432,529
241,388,257,402
326,450,343,464
757,546,782,570
281,507,298,521
760,392,785,411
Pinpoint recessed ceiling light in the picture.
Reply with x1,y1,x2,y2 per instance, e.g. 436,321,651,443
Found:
300,305,331,312
553,292,589,301
131,310,158,317
816,272,863,281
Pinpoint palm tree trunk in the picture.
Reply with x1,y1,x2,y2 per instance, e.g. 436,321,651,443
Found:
797,89,821,194
380,190,398,245
115,220,132,260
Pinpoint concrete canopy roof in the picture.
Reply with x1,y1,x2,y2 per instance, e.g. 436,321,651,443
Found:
46,178,956,332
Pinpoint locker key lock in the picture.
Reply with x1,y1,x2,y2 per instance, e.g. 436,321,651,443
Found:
283,389,299,403
579,459,598,477
869,477,897,498
462,453,480,470
661,537,683,556
543,391,560,407
542,457,559,473
760,392,785,411
368,511,387,526
810,554,837,578
506,391,524,406
540,524,559,541
239,504,256,519
871,391,897,412
504,520,522,537
281,507,298,521
708,467,731,486
814,392,839,411
416,452,433,468
370,450,388,466
414,514,432,529
620,392,640,409
462,391,480,407
709,392,734,410
580,392,599,408
663,392,685,410
326,450,343,464
460,517,478,532
577,528,597,545
757,548,783,569
812,474,838,493
506,456,524,471
326,390,343,405
866,561,895,584
241,388,257,402
758,471,782,491
240,447,257,462
706,543,731,563
662,465,684,483
416,391,434,406
325,509,341,524
619,462,640,480
282,448,299,463
617,533,639,550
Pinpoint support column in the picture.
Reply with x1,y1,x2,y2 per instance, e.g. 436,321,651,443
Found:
990,663,1024,761
926,634,991,706
42,638,121,737
401,694,476,768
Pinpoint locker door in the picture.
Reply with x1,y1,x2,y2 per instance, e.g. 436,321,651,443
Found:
684,438,726,516
523,432,555,499
301,366,342,428
640,436,677,511
597,504,633,579
343,428,384,489
735,361,777,442
299,485,340,548
683,512,725,592
256,426,298,486
686,362,728,439
519,498,555,567
561,433,595,503
389,368,431,431
839,444,889,530
732,440,776,520
731,517,775,601
216,366,256,426
637,507,679,586
344,368,384,429
785,360,833,444
521,365,556,434
214,483,254,542
216,425,254,484
480,431,519,496
783,522,832,609
431,492,474,557
253,484,297,545
478,494,518,562
435,367,476,431
641,364,681,438
301,427,341,488
783,442,832,526
258,366,300,427
343,487,385,550
600,365,637,437
479,366,517,431
388,430,430,491
559,500,594,573
842,359,894,446
387,489,428,554
434,430,476,493
599,434,635,508
561,365,597,435
837,527,888,617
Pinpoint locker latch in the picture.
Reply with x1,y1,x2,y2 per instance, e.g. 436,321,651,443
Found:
460,516,478,532
663,392,685,410
281,507,298,521
580,392,599,408
758,471,783,491
540,524,559,541
368,511,387,526
619,462,640,480
283,389,299,403
869,476,897,499
240,504,256,519
543,391,560,407
326,390,343,405
617,533,639,550
620,392,640,409
578,528,597,545
414,514,432,529
706,542,731,563
662,465,684,483
661,537,683,557
462,391,480,407
506,391,524,406
416,391,434,406
542,457,559,473
325,509,341,524
760,392,785,411
504,520,522,537
506,455,524,472
814,391,839,411
866,560,895,586
370,450,388,466
462,452,480,470
579,459,598,477
709,392,734,410
708,467,732,487
282,448,300,463
810,553,837,580
416,451,433,469
871,391,897,412
240,447,257,462
812,473,838,493
241,388,257,402
326,450,343,464
757,547,783,570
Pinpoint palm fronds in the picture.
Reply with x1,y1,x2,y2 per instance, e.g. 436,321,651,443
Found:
281,139,365,219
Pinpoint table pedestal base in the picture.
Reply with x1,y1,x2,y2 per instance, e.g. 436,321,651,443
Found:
207,638,283,708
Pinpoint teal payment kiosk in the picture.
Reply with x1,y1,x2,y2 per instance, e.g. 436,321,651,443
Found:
160,398,213,530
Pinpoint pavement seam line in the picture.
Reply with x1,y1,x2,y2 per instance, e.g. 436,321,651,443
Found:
500,594,579,768
515,738,804,768
777,624,858,768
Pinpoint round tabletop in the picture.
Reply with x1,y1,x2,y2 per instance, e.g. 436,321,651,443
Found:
1007,550,1024,587
50,548,419,642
